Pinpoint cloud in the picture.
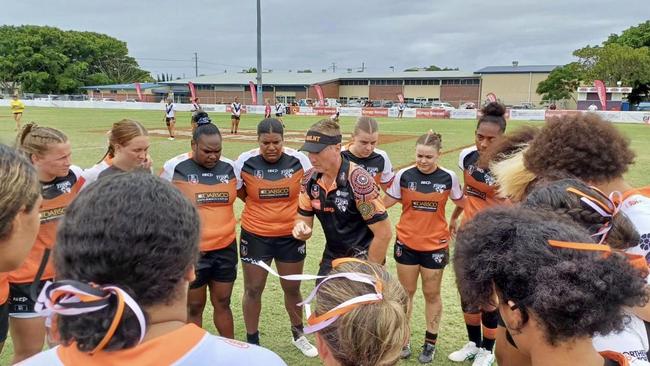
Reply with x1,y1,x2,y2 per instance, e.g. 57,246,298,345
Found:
0,0,646,77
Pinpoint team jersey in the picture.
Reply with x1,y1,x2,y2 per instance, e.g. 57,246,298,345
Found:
593,311,649,362
165,103,176,118
0,274,7,305
264,105,272,117
235,147,312,237
10,99,25,114
387,165,463,251
458,146,502,224
619,187,650,261
298,159,388,261
601,351,650,366
231,102,242,117
82,157,112,187
161,153,238,251
341,145,395,187
9,166,85,284
191,102,201,112
275,103,285,115
18,324,287,366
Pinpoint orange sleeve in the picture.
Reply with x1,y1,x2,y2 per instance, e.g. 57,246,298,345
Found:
298,191,314,215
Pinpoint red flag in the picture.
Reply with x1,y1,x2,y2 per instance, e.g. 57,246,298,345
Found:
135,83,143,101
249,81,257,105
486,93,497,103
594,80,607,110
314,85,325,106
188,82,197,100
397,93,405,103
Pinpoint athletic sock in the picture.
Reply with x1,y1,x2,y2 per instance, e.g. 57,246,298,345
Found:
291,324,304,341
425,331,438,346
246,331,260,345
463,312,482,347
481,310,498,352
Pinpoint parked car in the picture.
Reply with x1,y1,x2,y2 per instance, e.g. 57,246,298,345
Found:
431,102,456,110
347,100,364,107
511,102,535,109
637,102,650,111
101,98,117,102
125,99,137,103
406,101,425,108
460,102,476,109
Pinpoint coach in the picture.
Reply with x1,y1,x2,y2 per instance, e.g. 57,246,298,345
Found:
292,119,392,276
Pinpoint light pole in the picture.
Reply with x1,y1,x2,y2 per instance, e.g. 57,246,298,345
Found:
256,0,263,105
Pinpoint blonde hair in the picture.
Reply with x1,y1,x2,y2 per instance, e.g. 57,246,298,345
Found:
315,261,409,366
101,119,148,162
310,119,341,137
353,117,378,135
491,146,537,202
416,130,442,150
16,122,68,160
0,144,40,240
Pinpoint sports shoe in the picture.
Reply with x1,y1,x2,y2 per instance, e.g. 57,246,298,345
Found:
472,348,495,366
448,341,479,362
400,343,412,359
418,343,435,364
292,336,318,358
168,137,175,141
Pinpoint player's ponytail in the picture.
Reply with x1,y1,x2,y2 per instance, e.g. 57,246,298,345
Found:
416,130,442,150
478,102,507,132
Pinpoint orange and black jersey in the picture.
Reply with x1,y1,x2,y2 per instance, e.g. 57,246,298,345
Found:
458,146,502,224
387,165,463,251
298,159,388,260
161,153,238,252
341,145,395,187
235,147,312,237
9,166,85,284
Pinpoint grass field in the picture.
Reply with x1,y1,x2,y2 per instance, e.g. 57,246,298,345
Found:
1,107,649,366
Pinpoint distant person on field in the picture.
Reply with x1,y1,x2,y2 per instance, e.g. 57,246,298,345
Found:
191,97,202,131
264,99,272,119
10,94,25,131
231,97,242,134
164,97,176,140
588,103,598,111
398,102,406,118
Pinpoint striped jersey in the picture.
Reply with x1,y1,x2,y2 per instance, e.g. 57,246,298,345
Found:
341,145,395,187
458,146,502,224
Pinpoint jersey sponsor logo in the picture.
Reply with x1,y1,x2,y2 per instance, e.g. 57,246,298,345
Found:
222,338,251,349
335,190,349,197
420,180,431,185
195,192,229,204
335,197,349,212
188,174,199,184
311,184,320,199
254,170,264,179
259,187,290,199
41,207,66,224
411,200,438,212
281,168,295,178
408,182,417,191
466,185,487,200
56,181,72,193
623,350,648,361
202,172,214,177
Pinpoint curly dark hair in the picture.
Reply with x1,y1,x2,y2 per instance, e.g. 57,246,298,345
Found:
523,178,640,250
478,125,539,169
453,206,648,346
523,113,635,184
54,172,200,352
477,102,507,132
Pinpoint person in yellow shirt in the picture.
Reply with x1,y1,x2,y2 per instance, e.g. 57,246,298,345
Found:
10,95,25,131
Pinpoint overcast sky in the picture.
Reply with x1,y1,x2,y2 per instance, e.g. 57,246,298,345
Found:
1,0,646,78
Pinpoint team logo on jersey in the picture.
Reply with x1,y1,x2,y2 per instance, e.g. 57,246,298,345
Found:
281,169,295,178
395,245,403,257
215,175,230,184
366,167,380,176
254,170,264,179
408,182,417,191
188,174,199,184
311,184,320,199
240,242,248,257
433,183,447,193
335,197,349,212
56,181,72,193
297,244,306,255
432,253,446,264
484,172,496,186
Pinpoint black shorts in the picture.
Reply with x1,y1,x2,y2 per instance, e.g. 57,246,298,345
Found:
165,117,175,126
231,115,240,120
275,113,283,117
0,301,8,342
240,228,306,263
393,240,449,269
190,241,238,288
9,280,48,317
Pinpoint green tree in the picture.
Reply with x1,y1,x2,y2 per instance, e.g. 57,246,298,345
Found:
536,62,584,102
242,67,257,73
605,20,650,48
0,25,152,93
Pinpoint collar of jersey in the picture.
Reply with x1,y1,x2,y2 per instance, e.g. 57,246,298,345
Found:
312,158,350,192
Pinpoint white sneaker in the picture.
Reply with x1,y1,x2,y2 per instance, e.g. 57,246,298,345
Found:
448,341,479,362
292,335,318,358
472,348,495,366
168,137,175,141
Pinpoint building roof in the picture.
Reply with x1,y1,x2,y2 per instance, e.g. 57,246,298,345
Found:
80,82,162,90
162,70,479,86
474,65,559,74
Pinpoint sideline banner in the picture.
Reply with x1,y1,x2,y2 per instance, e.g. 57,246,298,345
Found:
450,109,478,119
509,109,546,120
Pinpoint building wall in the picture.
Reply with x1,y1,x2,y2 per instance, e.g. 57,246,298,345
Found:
479,73,550,106
403,85,441,100
307,81,340,99
440,85,480,107
369,85,403,101
339,85,370,99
